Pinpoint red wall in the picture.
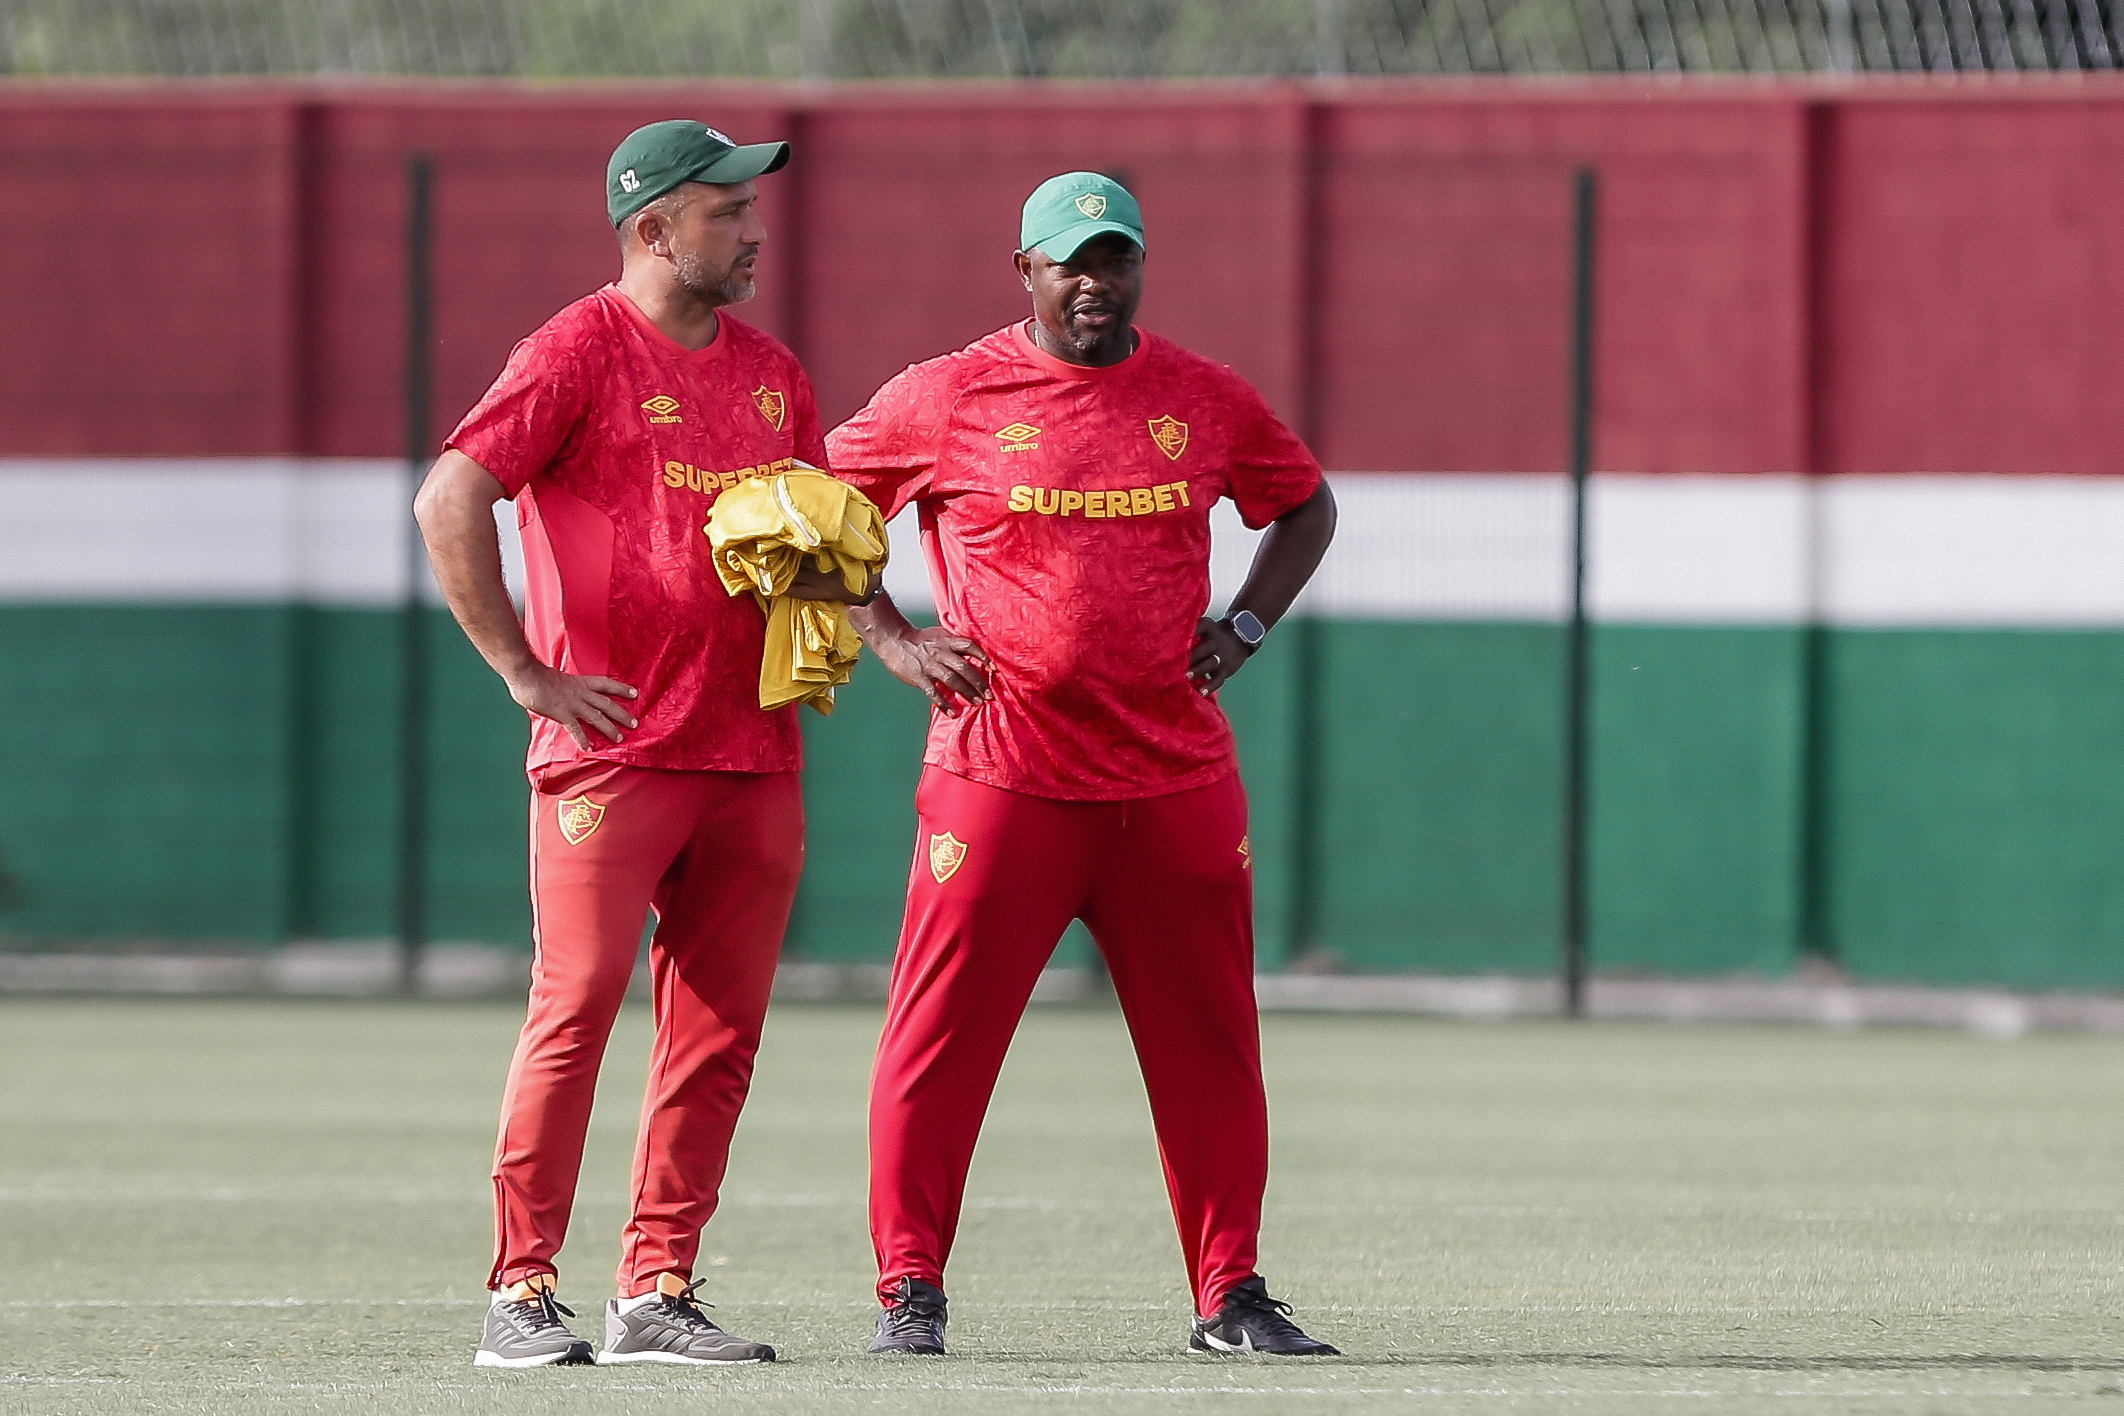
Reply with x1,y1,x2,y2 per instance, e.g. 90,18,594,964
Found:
6,77,2124,474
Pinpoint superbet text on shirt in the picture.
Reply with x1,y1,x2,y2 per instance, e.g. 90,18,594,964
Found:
827,321,1321,802
446,286,828,780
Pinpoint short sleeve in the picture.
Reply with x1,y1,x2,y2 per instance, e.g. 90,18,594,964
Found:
1224,377,1323,530
444,331,592,498
824,361,950,520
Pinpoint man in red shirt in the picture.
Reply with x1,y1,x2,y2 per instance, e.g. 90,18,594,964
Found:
415,120,871,1370
828,172,1340,1357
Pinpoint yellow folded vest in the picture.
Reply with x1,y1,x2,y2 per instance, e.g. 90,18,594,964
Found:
705,467,888,716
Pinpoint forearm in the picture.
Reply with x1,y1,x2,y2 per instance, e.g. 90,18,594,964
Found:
413,455,537,684
1230,481,1337,628
850,590,990,711
849,590,916,649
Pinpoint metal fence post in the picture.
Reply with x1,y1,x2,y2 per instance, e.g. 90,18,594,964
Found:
1561,167,1598,1019
397,153,434,997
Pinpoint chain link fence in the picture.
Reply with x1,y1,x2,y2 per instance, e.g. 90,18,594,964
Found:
3,0,2118,78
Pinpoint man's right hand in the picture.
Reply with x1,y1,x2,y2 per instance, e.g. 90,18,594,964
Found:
506,661,640,750
871,625,991,717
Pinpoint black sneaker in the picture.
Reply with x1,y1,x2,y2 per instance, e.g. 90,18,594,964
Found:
597,1279,776,1365
1189,1277,1340,1356
474,1287,595,1368
868,1276,948,1355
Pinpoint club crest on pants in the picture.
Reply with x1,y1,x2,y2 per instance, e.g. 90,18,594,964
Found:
928,831,968,884
557,795,606,846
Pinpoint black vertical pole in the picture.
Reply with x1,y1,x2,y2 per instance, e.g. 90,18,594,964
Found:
1288,100,1327,967
397,154,434,997
1561,167,1598,1019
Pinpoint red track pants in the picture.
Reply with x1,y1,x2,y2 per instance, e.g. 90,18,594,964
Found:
489,762,803,1296
868,766,1266,1319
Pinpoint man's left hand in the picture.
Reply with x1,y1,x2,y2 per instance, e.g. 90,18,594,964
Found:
1189,616,1251,697
786,563,884,605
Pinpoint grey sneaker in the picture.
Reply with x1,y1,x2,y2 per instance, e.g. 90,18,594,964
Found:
597,1279,776,1365
868,1276,948,1355
474,1287,595,1368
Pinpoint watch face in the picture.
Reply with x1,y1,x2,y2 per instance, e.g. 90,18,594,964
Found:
1231,610,1267,646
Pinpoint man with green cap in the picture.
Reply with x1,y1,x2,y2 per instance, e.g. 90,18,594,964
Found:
829,172,1341,1357
417,119,870,1370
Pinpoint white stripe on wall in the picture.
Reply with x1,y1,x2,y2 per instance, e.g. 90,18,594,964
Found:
8,462,2124,628
0,460,518,606
1590,475,1810,624
1307,474,1571,620
1820,476,2124,628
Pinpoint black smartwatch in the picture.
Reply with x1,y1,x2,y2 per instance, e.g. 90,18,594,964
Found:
1223,609,1268,656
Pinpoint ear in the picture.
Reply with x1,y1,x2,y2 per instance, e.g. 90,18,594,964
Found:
631,207,673,258
1013,249,1034,290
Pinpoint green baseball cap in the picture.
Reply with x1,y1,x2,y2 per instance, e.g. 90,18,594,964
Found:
1020,172,1145,262
607,119,790,226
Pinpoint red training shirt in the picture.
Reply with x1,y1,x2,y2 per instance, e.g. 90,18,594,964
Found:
446,285,826,781
827,322,1321,801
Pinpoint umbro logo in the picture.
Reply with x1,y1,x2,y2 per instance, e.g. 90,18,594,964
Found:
994,422,1041,453
641,394,683,425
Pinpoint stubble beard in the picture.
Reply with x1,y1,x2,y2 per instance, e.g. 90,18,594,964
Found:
1061,311,1128,358
675,248,755,307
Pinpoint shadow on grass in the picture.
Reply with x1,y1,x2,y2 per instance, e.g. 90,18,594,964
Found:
907,1351,2124,1372
1404,1353,2124,1372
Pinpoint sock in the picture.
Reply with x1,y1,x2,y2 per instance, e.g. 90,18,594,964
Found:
616,1271,689,1311
494,1272,556,1304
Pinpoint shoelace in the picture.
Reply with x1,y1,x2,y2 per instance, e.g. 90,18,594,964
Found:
656,1278,723,1335
878,1279,945,1340
1223,1285,1308,1343
511,1289,576,1334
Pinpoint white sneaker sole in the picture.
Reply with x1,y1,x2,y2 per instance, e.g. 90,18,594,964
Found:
594,1348,770,1366
1191,1332,1339,1357
473,1347,590,1369
1190,1332,1256,1355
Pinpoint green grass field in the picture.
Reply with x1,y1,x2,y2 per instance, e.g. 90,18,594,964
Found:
3,998,2121,1414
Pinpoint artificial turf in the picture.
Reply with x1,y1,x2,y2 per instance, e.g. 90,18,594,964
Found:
2,995,2120,1413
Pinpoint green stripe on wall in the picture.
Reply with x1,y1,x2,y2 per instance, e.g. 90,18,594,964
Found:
10,605,2124,992
786,664,925,963
1823,629,2124,989
2,605,303,939
0,606,530,946
1588,625,1806,977
1313,622,1807,978
295,607,531,944
1313,621,1565,973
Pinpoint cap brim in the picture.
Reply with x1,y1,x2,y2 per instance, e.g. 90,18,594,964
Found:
692,140,791,185
1032,220,1144,263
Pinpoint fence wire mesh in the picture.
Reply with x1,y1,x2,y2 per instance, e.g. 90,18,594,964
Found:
3,0,2119,79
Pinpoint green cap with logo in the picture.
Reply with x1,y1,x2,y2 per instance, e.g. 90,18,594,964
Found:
1020,172,1145,262
607,119,790,227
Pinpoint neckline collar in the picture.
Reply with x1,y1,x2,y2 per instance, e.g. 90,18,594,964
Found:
606,284,729,361
1011,319,1144,380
